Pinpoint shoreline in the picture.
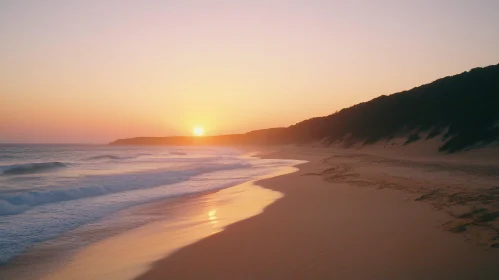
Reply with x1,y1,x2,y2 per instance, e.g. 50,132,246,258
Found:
0,148,302,280
0,190,242,280
136,147,499,279
3,146,498,279
23,162,301,280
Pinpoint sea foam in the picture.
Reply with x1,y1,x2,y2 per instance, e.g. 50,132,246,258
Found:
0,162,249,216
0,145,300,264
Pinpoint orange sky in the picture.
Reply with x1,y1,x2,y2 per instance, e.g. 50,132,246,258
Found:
1,1,499,143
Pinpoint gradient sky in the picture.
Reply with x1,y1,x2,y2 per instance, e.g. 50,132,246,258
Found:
1,0,499,143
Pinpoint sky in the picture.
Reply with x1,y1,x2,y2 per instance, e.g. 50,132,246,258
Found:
1,0,499,143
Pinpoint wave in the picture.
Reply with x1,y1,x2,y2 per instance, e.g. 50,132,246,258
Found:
0,162,250,216
0,155,17,160
0,162,68,175
82,153,153,161
83,155,130,161
170,151,187,155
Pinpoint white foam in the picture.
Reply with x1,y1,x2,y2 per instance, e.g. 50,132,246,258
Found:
0,162,249,216
0,145,301,264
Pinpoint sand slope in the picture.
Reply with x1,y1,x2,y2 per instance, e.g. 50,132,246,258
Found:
137,147,499,280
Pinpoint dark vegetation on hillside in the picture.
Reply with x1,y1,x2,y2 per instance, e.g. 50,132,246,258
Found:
111,64,499,153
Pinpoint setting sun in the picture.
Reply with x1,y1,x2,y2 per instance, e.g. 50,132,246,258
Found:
193,127,205,136
2,1,499,279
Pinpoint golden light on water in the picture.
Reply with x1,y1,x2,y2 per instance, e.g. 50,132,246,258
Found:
208,209,218,230
208,209,217,221
193,127,205,136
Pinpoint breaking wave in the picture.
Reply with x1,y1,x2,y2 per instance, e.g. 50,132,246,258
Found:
82,153,152,161
0,162,68,175
83,155,130,161
0,162,250,216
0,145,303,264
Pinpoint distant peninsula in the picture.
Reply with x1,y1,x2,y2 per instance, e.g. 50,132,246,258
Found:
111,63,499,153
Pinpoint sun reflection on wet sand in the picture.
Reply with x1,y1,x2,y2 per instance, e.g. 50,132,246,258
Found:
208,209,219,233
41,166,298,280
209,209,217,220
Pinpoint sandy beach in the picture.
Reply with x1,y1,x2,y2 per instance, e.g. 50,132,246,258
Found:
135,146,499,280
3,2,499,279
6,145,498,280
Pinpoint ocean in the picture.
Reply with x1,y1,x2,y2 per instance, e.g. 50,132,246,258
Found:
0,144,299,264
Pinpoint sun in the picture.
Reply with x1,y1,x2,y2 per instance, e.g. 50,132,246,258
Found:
193,127,205,136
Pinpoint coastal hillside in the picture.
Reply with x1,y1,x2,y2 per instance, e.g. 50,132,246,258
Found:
111,63,499,153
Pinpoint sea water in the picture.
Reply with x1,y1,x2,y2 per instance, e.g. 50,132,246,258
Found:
0,144,297,264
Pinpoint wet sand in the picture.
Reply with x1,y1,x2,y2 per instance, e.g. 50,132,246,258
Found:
26,166,297,280
137,147,499,279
